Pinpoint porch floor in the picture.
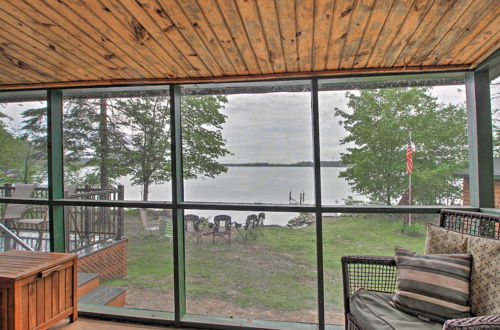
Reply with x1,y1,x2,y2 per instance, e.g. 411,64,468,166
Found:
51,317,198,329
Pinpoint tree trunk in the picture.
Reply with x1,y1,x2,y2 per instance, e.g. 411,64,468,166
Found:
23,155,29,184
99,98,110,189
386,185,391,206
143,179,149,201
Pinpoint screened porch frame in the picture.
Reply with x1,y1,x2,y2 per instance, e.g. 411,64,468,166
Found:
0,56,498,329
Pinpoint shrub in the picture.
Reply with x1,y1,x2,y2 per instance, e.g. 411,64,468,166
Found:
400,222,425,237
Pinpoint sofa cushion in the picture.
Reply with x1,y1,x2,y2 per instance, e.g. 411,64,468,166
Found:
391,247,472,322
425,224,468,254
350,289,442,330
467,235,500,316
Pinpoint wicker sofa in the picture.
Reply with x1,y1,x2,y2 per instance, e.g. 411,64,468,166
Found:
341,209,500,330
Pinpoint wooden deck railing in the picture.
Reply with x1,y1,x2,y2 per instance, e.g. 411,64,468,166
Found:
0,184,125,253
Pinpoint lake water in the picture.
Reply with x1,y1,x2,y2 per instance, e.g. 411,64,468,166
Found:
122,167,363,226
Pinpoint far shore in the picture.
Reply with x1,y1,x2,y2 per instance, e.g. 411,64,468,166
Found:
221,161,347,167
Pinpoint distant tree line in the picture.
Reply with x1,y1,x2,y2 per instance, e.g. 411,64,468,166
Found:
221,160,345,167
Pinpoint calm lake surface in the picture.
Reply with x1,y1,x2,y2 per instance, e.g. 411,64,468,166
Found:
123,167,362,226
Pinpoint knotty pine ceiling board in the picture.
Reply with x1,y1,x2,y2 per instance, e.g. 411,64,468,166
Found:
0,0,498,90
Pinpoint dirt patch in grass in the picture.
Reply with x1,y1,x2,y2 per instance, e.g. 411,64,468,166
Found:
186,297,334,324
124,285,344,325
125,286,175,312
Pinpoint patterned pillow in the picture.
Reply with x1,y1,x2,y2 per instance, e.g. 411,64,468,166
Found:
467,235,500,316
391,247,473,323
425,224,468,254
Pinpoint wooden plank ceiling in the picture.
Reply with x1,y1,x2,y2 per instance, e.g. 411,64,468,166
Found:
0,0,499,90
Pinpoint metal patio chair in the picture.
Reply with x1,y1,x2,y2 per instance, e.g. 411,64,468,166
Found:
64,185,82,240
185,214,202,244
139,209,160,237
212,215,232,244
65,184,78,197
1,184,48,250
255,212,265,237
161,212,173,240
234,214,257,242
1,184,37,226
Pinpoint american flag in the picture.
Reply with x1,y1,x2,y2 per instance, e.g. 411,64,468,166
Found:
406,143,414,174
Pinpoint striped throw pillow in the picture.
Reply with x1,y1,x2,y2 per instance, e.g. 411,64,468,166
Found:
391,247,473,323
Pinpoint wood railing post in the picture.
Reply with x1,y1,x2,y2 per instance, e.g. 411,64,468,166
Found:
4,183,12,197
84,185,91,239
117,184,125,239
64,190,69,252
3,183,13,250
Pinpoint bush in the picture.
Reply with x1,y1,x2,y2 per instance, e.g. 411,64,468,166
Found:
400,222,425,237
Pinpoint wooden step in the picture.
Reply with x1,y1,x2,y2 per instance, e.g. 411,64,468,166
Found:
79,286,127,307
77,272,100,298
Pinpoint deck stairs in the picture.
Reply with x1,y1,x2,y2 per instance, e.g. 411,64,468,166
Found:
77,272,127,307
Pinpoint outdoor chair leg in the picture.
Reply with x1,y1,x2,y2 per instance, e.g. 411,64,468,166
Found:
186,232,201,245
33,223,43,250
234,226,248,242
36,232,42,250
212,233,230,244
11,223,24,250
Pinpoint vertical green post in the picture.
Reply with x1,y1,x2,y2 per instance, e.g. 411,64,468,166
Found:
47,89,66,252
466,70,494,208
311,79,325,329
170,85,186,325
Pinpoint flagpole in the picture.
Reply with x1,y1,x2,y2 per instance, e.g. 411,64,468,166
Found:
408,131,412,226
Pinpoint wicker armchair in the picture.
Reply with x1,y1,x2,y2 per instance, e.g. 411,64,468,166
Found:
341,209,500,330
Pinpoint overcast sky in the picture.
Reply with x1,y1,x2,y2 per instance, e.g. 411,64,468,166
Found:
218,85,468,163
1,84,496,164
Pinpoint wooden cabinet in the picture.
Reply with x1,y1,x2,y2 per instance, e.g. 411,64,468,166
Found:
0,250,78,330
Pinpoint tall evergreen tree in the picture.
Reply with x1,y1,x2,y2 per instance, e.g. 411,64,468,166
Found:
63,98,127,187
21,99,128,187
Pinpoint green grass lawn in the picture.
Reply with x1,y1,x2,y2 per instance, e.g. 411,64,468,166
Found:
106,214,427,321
